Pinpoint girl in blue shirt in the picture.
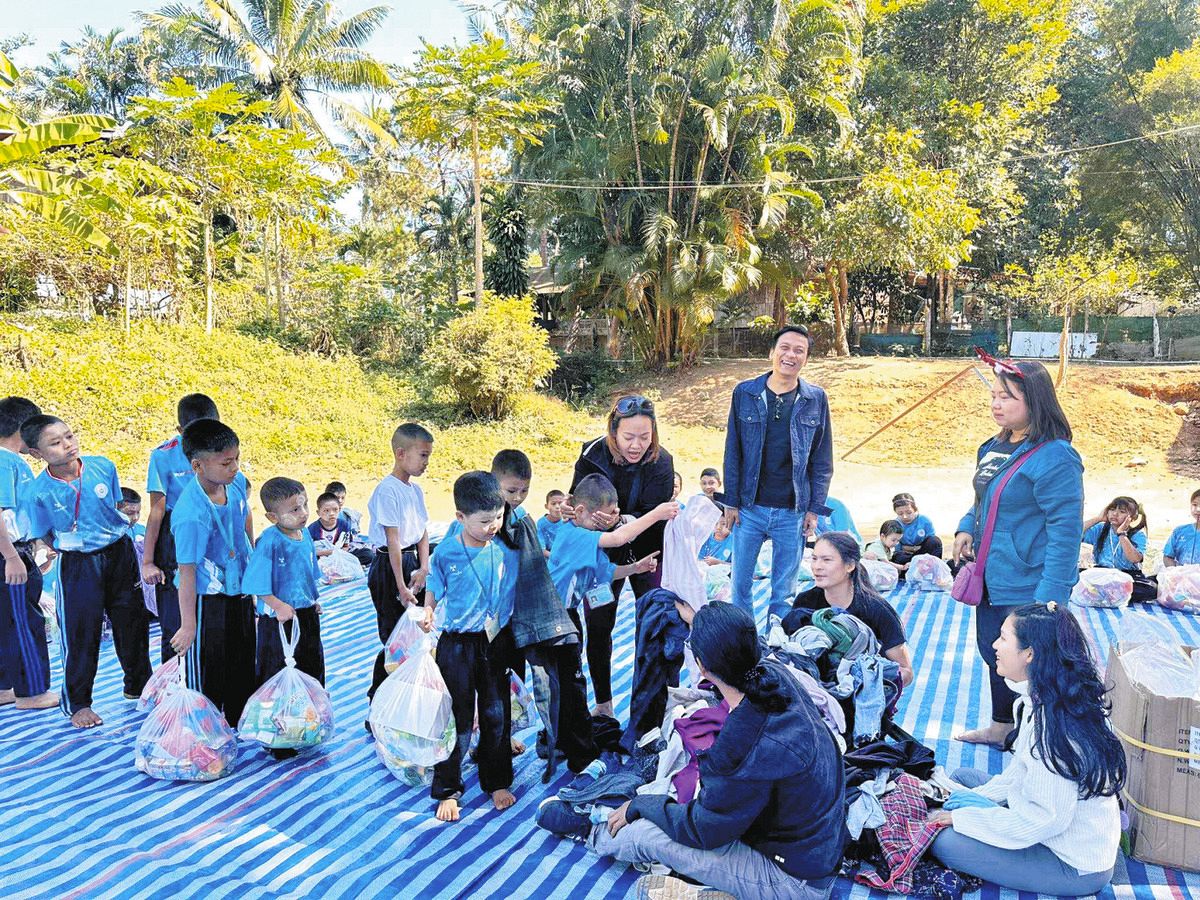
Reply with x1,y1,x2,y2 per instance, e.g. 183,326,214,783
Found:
1163,489,1200,567
1082,496,1156,602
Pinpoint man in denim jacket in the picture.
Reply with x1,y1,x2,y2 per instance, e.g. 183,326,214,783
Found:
722,325,833,623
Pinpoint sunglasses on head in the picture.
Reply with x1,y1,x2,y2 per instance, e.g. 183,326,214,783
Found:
974,346,1024,380
615,395,655,417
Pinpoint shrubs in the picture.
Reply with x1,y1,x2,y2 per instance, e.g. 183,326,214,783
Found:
424,293,557,418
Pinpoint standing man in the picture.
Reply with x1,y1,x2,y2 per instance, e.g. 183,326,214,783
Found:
723,325,833,624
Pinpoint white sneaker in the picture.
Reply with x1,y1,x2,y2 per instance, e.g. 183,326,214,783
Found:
634,874,735,899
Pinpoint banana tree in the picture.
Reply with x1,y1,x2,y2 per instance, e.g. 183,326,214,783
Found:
0,52,117,253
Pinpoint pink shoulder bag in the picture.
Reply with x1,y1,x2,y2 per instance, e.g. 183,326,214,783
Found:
951,443,1044,606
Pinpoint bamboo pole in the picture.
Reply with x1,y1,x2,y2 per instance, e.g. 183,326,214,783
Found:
841,364,974,461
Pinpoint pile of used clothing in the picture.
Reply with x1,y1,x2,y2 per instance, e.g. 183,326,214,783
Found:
764,606,903,748
840,739,985,899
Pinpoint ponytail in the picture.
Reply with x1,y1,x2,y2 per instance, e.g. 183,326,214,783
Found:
738,662,789,714
690,603,791,713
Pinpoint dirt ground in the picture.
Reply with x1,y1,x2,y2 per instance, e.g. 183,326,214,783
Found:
629,358,1200,551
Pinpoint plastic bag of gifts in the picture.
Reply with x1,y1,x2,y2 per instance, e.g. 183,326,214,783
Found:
137,655,181,711
862,558,899,594
510,673,534,730
369,640,455,786
704,563,733,604
1156,564,1200,614
1070,567,1133,609
317,545,362,584
238,621,335,751
384,606,431,673
906,554,953,591
134,659,237,781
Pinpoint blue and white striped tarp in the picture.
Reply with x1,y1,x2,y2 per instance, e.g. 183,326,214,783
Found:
3,575,1200,900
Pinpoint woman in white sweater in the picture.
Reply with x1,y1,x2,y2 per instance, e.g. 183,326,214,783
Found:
927,602,1125,895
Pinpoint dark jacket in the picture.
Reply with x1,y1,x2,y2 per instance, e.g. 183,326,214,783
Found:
570,436,675,564
621,587,688,752
502,507,579,650
722,372,833,517
628,659,846,880
956,437,1083,605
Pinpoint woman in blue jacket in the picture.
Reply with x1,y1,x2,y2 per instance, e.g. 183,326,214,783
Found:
539,602,845,899
952,359,1082,748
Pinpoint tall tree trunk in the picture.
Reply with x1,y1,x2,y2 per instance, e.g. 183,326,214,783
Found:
826,264,849,357
204,217,215,335
471,120,485,305
838,264,851,356
625,0,643,187
772,284,785,327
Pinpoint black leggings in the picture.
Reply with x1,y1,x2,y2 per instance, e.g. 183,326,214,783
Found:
975,595,1016,724
568,569,660,707
893,535,945,566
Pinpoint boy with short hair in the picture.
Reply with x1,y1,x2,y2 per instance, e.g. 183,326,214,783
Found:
1163,489,1200,567
308,491,352,556
119,487,155,615
537,489,566,557
366,423,432,703
244,477,325,758
423,471,516,822
890,492,943,565
699,467,722,499
169,419,256,728
550,474,677,714
22,415,151,727
142,393,250,662
863,519,905,569
324,481,360,533
0,397,57,712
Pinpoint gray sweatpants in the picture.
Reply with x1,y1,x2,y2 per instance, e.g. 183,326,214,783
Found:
589,819,833,900
930,768,1116,897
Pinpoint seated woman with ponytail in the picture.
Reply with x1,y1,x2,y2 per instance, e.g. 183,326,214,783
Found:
927,603,1125,896
538,603,845,899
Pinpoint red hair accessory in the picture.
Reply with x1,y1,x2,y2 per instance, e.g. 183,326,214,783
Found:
974,346,1024,380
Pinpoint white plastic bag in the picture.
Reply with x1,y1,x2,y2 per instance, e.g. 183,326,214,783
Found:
1071,568,1133,608
862,559,899,594
134,659,237,781
384,607,434,673
1120,642,1197,698
318,547,363,584
238,621,335,750
369,645,455,785
1118,610,1181,647
662,495,723,610
755,542,773,579
138,655,181,711
704,563,732,604
1156,564,1200,614
510,673,535,730
907,554,952,591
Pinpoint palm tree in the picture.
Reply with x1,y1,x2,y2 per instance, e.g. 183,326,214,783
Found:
415,191,473,305
31,27,148,121
145,0,393,144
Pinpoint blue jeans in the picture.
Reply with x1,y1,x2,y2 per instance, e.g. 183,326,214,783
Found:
931,768,1115,896
732,504,803,626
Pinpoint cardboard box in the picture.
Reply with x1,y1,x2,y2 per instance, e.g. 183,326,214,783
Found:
1108,645,1200,871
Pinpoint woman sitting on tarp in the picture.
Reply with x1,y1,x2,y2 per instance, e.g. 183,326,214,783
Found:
926,602,1124,896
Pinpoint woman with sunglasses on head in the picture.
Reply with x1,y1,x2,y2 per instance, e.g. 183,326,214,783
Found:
568,394,675,717
952,354,1083,748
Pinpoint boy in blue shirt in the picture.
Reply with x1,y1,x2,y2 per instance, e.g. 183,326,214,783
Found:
0,397,57,713
141,393,251,662
1164,489,1200,567
22,415,151,728
421,471,516,822
168,419,256,728
550,474,677,715
244,477,325,759
891,492,943,567
119,487,155,616
697,467,733,564
536,489,566,557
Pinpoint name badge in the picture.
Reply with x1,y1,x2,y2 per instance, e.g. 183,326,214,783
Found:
584,583,616,610
59,530,84,551
484,612,500,643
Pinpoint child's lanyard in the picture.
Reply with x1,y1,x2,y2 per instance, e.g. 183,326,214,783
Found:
208,488,239,561
49,461,84,532
459,535,499,640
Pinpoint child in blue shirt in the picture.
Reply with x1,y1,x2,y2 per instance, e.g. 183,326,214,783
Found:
0,396,56,712
550,474,677,715
891,492,943,566
421,471,516,822
536,489,566,557
1083,495,1156,603
23,415,151,728
244,477,325,759
1164,489,1200,567
141,393,251,663
697,467,733,564
815,495,861,542
118,487,155,616
169,418,256,728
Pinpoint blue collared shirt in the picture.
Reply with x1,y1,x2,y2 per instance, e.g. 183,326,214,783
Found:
243,525,323,616
537,515,566,551
427,534,510,633
0,446,36,542
25,456,129,552
1164,523,1200,565
171,475,253,596
147,435,249,510
548,521,616,609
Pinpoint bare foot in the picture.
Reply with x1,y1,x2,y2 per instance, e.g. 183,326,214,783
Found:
492,789,516,811
0,689,15,705
70,707,102,729
591,702,614,718
436,798,460,822
15,691,59,710
511,738,526,756
954,722,1014,748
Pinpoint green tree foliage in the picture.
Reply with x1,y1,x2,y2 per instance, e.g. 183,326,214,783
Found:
484,187,530,297
424,293,558,417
